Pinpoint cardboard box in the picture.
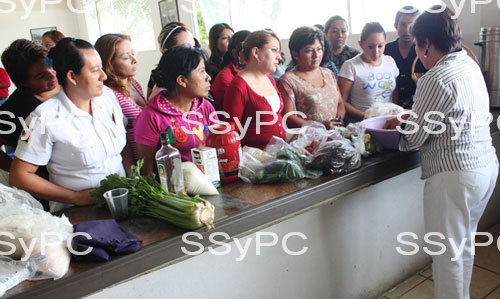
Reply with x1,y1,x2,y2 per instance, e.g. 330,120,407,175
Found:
191,146,221,188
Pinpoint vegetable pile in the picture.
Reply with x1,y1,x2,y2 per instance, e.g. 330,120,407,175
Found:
239,121,370,184
90,160,215,231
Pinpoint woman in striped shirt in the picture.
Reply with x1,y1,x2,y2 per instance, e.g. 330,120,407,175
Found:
95,34,147,173
385,5,498,298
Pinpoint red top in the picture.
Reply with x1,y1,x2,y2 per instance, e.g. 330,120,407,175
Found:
0,68,10,98
211,62,239,111
223,75,286,149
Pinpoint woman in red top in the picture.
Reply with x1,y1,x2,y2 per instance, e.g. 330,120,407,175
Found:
211,30,250,110
223,30,287,149
0,67,10,105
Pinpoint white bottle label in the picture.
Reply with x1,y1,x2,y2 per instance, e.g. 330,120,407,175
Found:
158,164,169,192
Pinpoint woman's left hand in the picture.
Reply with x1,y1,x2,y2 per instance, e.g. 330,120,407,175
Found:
323,116,344,129
383,117,401,129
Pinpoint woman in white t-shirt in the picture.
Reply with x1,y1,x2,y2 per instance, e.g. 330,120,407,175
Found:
338,22,399,123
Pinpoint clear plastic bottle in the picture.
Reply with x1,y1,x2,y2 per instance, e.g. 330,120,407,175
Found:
155,127,185,194
0,255,46,296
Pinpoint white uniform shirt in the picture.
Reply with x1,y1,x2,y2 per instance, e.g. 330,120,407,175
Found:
339,54,399,111
15,86,126,212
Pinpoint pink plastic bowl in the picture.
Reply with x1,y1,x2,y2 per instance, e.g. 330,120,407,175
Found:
360,115,401,150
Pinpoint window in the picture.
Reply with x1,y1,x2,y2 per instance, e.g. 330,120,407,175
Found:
348,0,439,34
81,0,155,51
196,0,440,41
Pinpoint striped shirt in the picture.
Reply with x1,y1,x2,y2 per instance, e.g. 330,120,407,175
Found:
399,49,496,179
111,79,146,162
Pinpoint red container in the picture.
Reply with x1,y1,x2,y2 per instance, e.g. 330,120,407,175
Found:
206,122,241,183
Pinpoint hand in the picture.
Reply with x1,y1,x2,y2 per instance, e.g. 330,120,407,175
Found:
72,189,94,206
323,117,344,129
383,117,401,130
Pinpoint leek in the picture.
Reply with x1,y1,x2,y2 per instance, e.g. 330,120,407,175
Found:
90,159,215,231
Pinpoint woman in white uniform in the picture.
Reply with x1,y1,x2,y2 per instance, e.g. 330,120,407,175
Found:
10,38,128,213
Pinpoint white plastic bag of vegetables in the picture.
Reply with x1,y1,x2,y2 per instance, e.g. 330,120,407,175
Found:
0,184,73,280
239,137,321,184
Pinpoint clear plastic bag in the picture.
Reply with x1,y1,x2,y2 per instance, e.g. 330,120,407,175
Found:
239,137,320,184
306,139,362,175
0,255,47,296
0,184,73,280
239,121,366,183
364,101,404,119
304,122,365,175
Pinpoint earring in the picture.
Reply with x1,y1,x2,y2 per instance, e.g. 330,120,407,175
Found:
424,49,428,58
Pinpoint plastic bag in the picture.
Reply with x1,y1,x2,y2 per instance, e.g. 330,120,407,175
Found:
0,184,73,280
239,155,308,184
306,139,362,175
364,102,404,119
287,121,329,153
0,255,47,296
303,122,365,175
332,122,367,156
239,137,320,184
182,162,219,195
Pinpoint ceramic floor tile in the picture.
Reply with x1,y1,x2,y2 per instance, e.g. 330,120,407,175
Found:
474,244,500,274
470,265,500,299
476,233,490,243
384,275,426,299
486,223,500,238
484,286,500,298
419,266,432,278
398,279,435,299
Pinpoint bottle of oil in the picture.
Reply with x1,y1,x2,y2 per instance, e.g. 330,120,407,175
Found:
155,127,185,194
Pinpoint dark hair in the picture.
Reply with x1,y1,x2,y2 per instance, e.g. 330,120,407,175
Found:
242,30,281,62
48,37,94,87
222,30,251,68
325,15,348,34
1,39,47,88
412,5,462,54
42,30,65,44
360,22,386,42
157,46,208,91
288,26,326,65
395,6,420,26
95,33,133,97
194,37,201,48
314,24,325,32
208,23,234,66
157,22,190,51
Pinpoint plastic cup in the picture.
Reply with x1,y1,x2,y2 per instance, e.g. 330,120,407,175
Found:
103,188,129,220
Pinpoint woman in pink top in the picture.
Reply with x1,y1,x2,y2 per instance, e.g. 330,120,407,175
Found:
223,30,286,149
95,34,146,172
135,46,218,175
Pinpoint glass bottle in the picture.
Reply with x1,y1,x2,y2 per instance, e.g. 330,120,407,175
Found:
155,127,185,194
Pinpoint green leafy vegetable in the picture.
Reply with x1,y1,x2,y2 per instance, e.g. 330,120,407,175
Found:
90,159,215,231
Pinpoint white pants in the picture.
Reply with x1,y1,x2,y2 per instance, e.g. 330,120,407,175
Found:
424,160,499,299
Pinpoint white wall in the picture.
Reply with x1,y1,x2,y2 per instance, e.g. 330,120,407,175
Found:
0,1,79,94
85,168,430,299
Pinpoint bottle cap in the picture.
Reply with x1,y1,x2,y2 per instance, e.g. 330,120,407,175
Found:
161,127,177,145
